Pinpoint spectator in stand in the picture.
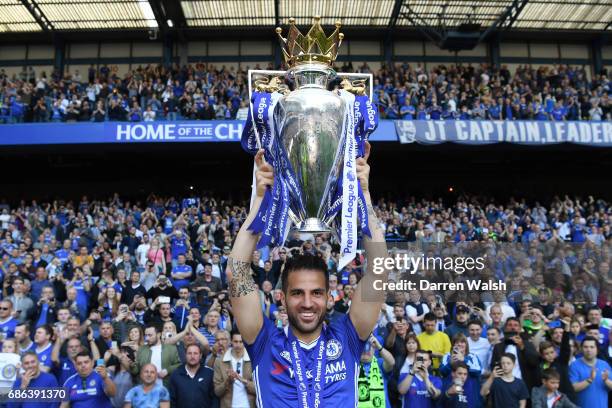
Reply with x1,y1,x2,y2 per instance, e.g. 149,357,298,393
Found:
398,349,442,408
438,362,470,408
481,353,529,408
61,351,116,408
417,313,451,370
213,330,255,408
439,333,483,408
531,368,578,408
569,336,612,408
490,317,540,391
8,351,59,408
124,363,170,408
169,343,217,407
3,62,609,125
132,324,181,387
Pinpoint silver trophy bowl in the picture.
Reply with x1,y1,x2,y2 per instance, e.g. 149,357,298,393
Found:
247,67,373,235
275,63,345,233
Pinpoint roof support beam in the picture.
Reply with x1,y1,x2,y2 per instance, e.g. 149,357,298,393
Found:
147,0,168,31
479,0,529,42
159,0,187,42
19,0,54,32
274,0,280,26
387,0,404,31
398,3,443,45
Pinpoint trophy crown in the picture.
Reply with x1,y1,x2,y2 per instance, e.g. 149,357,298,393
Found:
276,17,344,67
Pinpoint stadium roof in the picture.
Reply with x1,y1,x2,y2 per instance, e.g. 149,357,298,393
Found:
1,0,611,34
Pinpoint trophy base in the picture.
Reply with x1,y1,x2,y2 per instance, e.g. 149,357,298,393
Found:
295,218,331,234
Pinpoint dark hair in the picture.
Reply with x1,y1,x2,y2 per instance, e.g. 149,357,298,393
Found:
539,341,555,354
145,323,161,334
16,322,30,332
230,329,242,340
451,361,468,372
541,368,560,381
75,350,92,360
581,335,599,347
467,319,482,328
500,352,516,363
37,324,53,338
281,253,328,293
415,349,432,360
423,312,436,322
21,350,38,362
504,317,520,328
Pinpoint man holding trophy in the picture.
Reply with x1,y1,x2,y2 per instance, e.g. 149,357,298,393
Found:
228,16,389,408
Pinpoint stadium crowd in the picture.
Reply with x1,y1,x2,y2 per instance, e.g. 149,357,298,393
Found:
0,192,610,408
0,61,610,124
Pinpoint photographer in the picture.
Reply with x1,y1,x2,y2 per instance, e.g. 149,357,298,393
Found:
145,297,174,327
439,334,483,408
189,263,223,310
146,275,178,304
490,317,540,391
398,349,442,407
111,303,140,343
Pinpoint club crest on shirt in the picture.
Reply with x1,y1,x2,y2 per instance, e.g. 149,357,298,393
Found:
326,339,342,360
89,379,96,386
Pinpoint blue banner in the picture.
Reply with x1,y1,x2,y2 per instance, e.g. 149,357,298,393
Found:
395,120,612,146
2,120,610,147
0,120,397,146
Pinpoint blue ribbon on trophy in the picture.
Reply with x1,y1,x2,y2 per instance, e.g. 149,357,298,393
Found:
240,17,378,272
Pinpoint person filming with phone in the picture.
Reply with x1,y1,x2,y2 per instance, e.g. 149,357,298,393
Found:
60,351,116,408
398,349,442,407
489,317,539,391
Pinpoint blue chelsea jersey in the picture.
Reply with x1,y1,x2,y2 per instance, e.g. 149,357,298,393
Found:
246,313,366,407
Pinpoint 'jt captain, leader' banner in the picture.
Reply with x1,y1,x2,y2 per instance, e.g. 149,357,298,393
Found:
395,120,612,146
1,120,611,146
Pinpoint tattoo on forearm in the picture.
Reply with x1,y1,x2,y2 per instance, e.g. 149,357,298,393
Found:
228,257,257,298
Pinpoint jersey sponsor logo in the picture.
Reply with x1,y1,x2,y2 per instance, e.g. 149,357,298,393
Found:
280,351,292,362
326,339,342,360
271,361,290,375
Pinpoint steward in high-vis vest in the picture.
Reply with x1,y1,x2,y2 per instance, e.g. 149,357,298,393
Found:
358,335,395,408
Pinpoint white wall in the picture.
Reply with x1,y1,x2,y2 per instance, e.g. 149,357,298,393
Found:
100,43,130,58
0,45,27,60
500,43,528,58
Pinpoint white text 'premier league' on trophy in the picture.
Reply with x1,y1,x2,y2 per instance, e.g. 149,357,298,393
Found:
244,16,375,238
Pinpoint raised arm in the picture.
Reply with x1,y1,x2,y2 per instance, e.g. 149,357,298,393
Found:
350,142,389,340
228,150,272,344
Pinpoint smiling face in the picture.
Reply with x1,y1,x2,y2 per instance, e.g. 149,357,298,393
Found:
283,269,327,340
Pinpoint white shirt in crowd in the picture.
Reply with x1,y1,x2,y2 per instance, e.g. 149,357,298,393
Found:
228,350,250,408
467,336,490,370
150,344,162,373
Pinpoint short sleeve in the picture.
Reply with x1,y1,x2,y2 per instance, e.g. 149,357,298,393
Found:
124,387,135,402
244,315,274,367
517,379,529,400
159,386,170,401
430,375,442,391
329,314,367,361
568,361,582,384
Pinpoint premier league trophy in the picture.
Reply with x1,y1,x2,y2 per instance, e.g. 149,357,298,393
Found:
241,17,379,269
